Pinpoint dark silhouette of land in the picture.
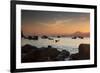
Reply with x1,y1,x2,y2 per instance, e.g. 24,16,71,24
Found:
21,45,70,62
21,44,90,63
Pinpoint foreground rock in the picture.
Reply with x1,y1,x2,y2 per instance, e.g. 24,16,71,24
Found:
70,44,90,60
21,44,37,53
55,50,70,61
21,44,70,63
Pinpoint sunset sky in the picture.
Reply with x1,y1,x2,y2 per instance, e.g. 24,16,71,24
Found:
21,10,90,36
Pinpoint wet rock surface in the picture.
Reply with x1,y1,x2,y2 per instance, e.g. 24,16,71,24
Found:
70,44,90,60
21,44,90,63
21,44,70,63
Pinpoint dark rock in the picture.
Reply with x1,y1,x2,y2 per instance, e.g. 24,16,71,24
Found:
70,53,80,60
41,35,48,39
78,36,84,39
57,36,61,38
55,40,59,43
25,35,39,40
21,44,38,62
72,36,84,39
21,50,38,62
37,47,60,61
78,44,90,59
55,50,70,61
70,44,90,60
32,36,38,40
72,36,77,39
21,45,61,63
47,45,52,48
21,31,26,38
28,36,32,40
48,37,54,40
21,31,24,38
21,44,37,53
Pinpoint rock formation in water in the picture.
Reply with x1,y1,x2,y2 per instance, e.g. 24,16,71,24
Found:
55,50,70,61
21,43,90,62
55,40,59,43
72,36,84,39
21,44,70,63
41,35,48,39
70,44,90,60
57,36,61,38
48,37,54,40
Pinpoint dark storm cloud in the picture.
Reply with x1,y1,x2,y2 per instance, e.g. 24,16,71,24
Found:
21,10,90,25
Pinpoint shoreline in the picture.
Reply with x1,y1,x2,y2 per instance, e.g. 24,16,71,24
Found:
21,44,90,63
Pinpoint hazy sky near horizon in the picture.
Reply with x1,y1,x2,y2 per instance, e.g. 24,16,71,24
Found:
21,10,90,36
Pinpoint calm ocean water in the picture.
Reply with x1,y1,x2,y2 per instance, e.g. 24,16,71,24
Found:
21,37,90,54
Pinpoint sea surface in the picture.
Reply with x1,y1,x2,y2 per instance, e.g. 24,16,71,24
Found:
21,37,90,54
